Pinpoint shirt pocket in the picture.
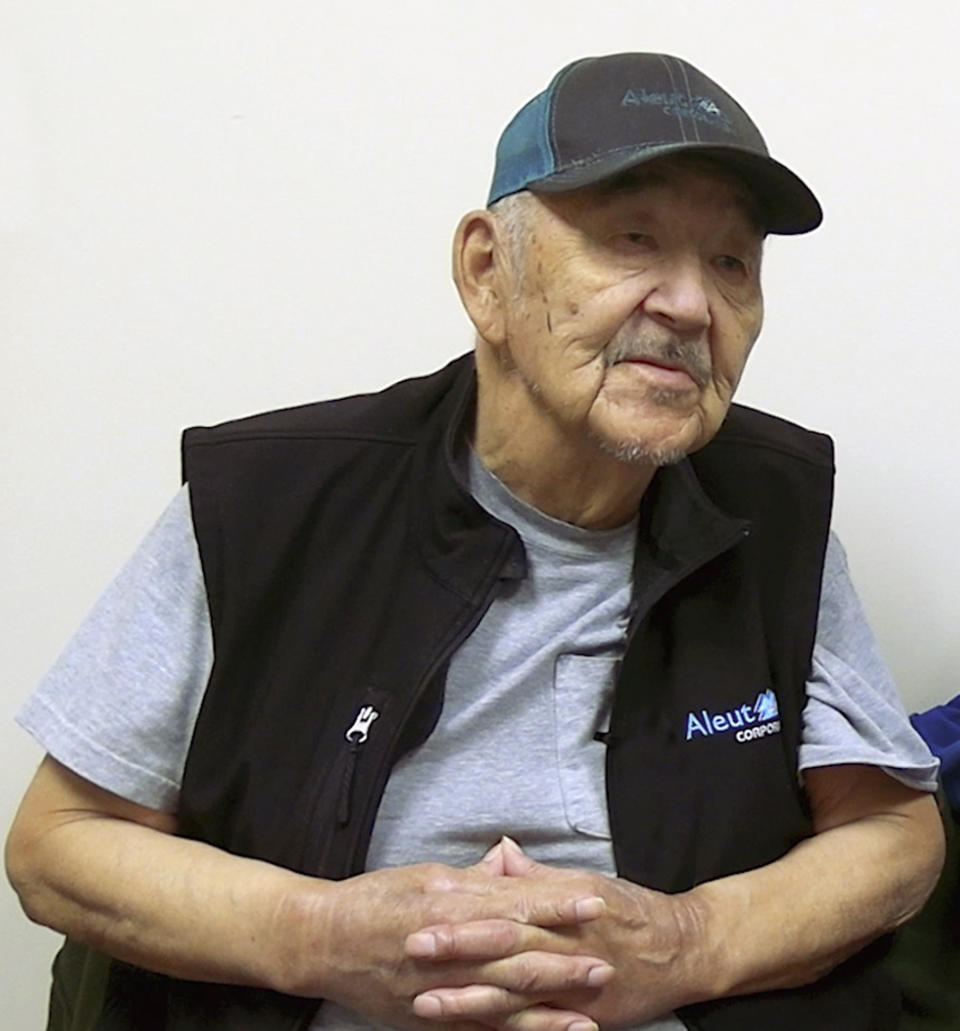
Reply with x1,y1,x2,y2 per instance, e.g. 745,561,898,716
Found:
552,654,617,839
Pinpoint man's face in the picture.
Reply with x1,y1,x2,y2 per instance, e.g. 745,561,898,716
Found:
492,157,765,466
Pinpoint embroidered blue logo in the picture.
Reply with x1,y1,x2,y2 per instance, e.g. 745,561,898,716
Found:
753,689,779,722
685,689,781,743
621,89,734,135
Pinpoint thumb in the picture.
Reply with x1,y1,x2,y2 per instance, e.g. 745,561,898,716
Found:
470,839,507,876
499,835,551,877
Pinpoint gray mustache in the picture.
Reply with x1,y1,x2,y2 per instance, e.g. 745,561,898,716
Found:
605,333,712,388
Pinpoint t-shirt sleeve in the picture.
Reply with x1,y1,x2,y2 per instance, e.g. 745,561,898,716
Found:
16,485,213,811
798,532,940,792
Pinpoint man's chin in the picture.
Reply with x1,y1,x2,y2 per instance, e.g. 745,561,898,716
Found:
588,427,691,467
589,414,704,468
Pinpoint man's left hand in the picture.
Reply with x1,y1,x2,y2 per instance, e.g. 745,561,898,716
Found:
406,767,946,1029
406,837,708,1027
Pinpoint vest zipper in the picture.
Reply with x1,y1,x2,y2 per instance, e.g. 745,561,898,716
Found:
337,704,381,826
297,553,518,877
341,544,520,874
608,521,752,878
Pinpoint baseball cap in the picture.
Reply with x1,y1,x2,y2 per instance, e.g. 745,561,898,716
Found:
487,53,822,235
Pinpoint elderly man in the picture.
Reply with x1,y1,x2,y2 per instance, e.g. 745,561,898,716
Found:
5,53,944,1031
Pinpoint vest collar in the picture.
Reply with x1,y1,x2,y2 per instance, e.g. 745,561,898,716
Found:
412,353,750,605
410,356,526,601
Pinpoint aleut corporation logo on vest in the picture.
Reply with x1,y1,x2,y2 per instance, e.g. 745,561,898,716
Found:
685,689,781,743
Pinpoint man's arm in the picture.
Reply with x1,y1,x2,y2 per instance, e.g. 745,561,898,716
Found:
5,756,615,1031
696,764,944,995
404,765,945,1026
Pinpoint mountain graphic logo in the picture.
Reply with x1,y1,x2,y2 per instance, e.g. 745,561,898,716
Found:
753,689,779,722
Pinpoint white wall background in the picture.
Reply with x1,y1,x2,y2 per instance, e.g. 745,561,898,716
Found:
2,1,958,1024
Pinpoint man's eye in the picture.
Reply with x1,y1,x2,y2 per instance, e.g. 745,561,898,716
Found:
609,231,657,255
714,254,747,275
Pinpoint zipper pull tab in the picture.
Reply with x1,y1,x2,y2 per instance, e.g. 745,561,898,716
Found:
345,705,379,744
338,705,381,827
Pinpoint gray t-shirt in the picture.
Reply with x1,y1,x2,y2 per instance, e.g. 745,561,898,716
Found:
17,462,939,1030
335,456,669,1031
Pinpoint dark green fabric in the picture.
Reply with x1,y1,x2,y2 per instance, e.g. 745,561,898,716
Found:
47,939,110,1031
47,941,173,1031
885,795,960,1030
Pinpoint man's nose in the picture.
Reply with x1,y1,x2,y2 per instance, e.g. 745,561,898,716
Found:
641,257,711,334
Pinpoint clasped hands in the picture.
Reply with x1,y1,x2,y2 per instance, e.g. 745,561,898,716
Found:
316,837,706,1031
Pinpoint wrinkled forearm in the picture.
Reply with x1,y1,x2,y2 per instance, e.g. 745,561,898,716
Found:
4,759,335,994
7,759,614,1030
687,782,945,1000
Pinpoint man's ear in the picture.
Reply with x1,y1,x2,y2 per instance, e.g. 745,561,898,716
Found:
452,209,509,345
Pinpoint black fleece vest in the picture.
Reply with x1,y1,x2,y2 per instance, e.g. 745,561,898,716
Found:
95,355,898,1030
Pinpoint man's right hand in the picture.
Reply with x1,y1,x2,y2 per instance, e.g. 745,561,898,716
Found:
6,758,612,1031
294,855,614,1031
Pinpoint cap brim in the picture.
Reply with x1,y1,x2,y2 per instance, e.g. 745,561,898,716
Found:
528,142,822,235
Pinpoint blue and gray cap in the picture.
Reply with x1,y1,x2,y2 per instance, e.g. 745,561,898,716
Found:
488,53,822,235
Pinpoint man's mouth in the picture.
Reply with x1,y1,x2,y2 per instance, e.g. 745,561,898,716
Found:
614,355,704,388
604,331,711,389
